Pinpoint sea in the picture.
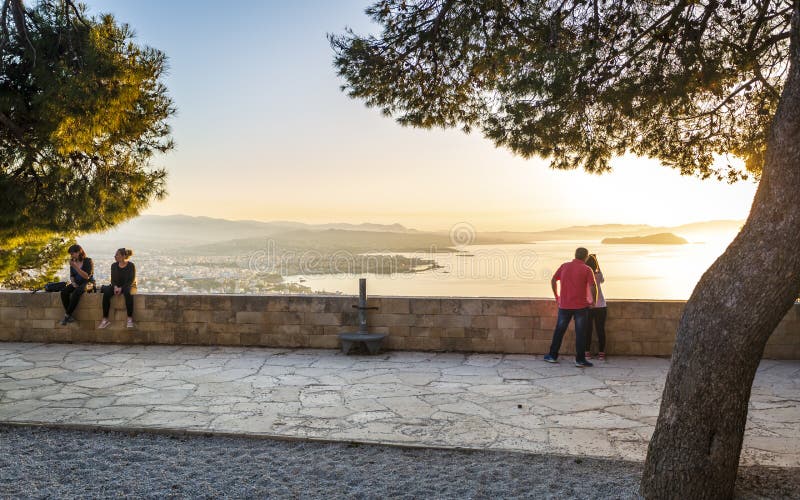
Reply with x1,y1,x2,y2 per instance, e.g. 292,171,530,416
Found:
282,238,736,300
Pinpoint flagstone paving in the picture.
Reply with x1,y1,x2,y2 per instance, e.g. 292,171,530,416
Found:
0,342,798,467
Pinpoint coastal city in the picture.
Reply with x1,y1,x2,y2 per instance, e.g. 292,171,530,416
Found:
56,251,440,294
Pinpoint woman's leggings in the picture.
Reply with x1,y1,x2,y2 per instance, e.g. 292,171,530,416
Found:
60,284,86,315
587,307,607,352
103,286,135,317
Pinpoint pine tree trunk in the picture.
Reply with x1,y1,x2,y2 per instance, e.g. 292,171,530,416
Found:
640,9,800,499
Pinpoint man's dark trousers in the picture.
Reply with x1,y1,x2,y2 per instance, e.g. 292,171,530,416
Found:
548,307,590,363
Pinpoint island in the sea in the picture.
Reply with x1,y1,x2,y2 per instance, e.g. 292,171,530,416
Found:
602,233,689,245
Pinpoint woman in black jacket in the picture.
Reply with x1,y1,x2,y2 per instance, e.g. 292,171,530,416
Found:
59,244,94,325
98,248,137,329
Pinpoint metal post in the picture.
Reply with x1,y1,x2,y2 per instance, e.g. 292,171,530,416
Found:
338,278,385,354
358,278,368,334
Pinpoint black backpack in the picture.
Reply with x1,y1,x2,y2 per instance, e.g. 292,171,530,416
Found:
42,281,67,293
33,280,96,293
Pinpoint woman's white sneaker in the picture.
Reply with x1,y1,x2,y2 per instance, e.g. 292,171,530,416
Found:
126,318,135,328
98,319,111,329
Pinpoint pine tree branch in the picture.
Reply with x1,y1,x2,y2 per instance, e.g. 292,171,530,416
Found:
676,78,759,121
9,0,34,66
399,0,456,59
64,0,91,30
0,0,10,51
0,110,24,139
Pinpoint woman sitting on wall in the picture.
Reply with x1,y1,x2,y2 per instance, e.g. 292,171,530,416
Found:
98,248,137,329
59,244,94,326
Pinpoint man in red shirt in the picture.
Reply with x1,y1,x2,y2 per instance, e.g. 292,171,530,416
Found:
544,247,598,367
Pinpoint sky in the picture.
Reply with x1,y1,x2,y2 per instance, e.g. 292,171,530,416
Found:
83,0,758,232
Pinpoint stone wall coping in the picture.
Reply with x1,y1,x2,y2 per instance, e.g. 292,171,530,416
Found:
1,290,690,303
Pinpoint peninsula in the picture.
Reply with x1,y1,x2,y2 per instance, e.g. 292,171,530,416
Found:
602,233,689,245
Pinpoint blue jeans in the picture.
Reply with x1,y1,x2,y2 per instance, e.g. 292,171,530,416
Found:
548,308,589,362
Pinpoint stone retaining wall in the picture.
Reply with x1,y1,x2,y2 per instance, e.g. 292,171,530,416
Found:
1,292,798,358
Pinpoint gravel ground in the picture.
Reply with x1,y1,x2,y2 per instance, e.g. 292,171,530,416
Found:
1,425,797,499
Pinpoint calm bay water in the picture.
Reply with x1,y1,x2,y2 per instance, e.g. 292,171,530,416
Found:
284,238,735,300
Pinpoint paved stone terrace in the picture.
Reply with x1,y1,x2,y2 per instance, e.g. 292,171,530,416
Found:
1,342,798,467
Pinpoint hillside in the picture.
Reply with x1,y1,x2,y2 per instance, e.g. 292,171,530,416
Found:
602,233,689,245
184,229,469,255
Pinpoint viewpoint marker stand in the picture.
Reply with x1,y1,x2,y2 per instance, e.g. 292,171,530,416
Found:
338,278,386,354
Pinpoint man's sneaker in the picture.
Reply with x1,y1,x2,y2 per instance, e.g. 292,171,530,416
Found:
98,319,111,329
585,351,592,360
597,352,606,361
126,318,135,329
59,315,69,326
575,360,594,368
543,354,558,364
66,315,76,324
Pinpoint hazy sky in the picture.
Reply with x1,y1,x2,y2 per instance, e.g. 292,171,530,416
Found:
84,0,758,232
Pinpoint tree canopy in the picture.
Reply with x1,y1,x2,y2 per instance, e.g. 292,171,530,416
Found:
0,0,174,288
331,0,793,180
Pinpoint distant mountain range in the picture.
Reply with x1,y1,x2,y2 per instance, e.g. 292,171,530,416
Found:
478,220,742,243
77,214,743,254
80,215,423,251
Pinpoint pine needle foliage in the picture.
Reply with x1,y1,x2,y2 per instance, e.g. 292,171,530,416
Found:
331,0,792,180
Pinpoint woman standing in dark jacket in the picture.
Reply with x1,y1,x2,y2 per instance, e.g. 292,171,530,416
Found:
60,244,94,325
98,248,137,329
585,253,607,361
